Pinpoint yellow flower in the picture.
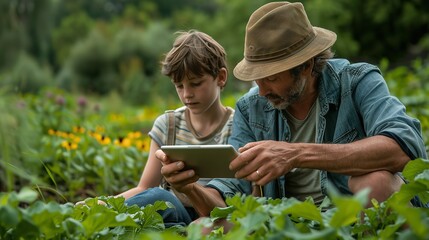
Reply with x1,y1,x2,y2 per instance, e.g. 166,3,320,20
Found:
135,136,151,152
127,131,142,139
72,136,81,143
98,135,111,145
135,140,145,151
95,126,105,133
48,129,56,135
142,137,151,152
61,140,78,150
58,131,69,138
87,130,96,138
72,126,85,134
67,132,76,139
114,137,132,148
91,132,101,140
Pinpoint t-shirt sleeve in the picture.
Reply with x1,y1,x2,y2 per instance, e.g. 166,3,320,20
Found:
148,113,168,147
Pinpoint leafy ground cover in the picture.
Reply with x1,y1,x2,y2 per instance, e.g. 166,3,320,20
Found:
1,158,428,239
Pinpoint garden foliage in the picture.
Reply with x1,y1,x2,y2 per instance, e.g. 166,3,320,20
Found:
0,158,428,239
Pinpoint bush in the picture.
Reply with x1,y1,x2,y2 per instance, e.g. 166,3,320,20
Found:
65,29,118,95
0,53,54,94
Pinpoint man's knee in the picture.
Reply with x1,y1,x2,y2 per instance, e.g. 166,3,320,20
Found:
348,170,404,203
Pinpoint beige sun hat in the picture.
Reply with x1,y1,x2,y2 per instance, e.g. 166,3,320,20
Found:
233,2,337,81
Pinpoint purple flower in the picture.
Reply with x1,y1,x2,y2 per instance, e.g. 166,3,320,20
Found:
55,95,65,106
45,91,54,99
77,96,87,108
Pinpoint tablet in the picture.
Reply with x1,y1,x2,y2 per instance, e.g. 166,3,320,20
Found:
160,144,238,178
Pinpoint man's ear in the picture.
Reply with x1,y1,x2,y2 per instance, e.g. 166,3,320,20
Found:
217,67,228,88
306,58,315,77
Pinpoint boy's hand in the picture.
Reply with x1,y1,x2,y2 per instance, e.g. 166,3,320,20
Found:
155,149,199,193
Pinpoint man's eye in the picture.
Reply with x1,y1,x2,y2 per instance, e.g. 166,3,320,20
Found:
191,82,202,87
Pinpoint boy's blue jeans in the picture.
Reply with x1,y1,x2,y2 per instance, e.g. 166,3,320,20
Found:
125,187,198,227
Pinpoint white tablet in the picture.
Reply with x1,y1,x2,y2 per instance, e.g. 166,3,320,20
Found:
160,144,238,178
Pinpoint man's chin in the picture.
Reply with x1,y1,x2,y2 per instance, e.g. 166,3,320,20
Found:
269,100,288,110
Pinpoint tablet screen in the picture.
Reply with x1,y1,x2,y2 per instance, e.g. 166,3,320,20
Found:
161,144,238,178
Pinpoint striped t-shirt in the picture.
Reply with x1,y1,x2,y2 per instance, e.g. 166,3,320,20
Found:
148,106,235,185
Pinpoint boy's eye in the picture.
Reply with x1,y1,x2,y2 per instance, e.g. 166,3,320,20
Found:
191,82,202,87
175,84,184,89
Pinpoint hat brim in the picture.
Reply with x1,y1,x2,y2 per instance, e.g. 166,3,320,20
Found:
233,27,337,81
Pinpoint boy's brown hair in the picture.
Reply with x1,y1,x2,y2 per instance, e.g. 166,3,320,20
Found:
161,30,227,83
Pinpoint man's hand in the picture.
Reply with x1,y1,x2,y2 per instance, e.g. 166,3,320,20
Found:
155,149,200,193
229,140,298,186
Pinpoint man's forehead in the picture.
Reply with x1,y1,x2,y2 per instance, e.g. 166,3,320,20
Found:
257,70,291,81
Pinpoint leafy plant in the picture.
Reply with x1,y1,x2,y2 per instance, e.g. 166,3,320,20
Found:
192,158,429,239
1,159,428,239
0,188,175,239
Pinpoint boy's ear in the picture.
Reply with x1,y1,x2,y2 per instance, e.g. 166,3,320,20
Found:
217,68,227,88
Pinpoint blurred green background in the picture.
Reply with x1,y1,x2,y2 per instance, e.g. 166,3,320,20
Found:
0,0,428,202
1,0,428,100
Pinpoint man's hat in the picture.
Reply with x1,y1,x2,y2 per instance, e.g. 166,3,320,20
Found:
233,2,337,81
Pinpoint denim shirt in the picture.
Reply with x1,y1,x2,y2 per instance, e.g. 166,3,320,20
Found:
207,58,427,200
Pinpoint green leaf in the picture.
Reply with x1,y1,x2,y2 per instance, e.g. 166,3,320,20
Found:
16,187,39,203
402,158,429,182
139,201,170,230
94,155,105,166
283,201,323,223
389,205,429,238
186,218,208,240
106,196,129,213
62,218,85,237
221,228,248,240
353,188,371,207
26,202,74,237
237,211,270,233
210,206,235,220
388,182,428,206
0,205,20,228
378,217,406,239
282,227,337,240
329,197,363,227
11,218,40,239
81,210,138,237
414,169,429,189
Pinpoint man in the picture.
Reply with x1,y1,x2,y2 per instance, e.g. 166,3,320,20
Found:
157,1,427,223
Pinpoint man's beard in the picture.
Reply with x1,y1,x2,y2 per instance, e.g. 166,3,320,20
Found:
266,76,306,110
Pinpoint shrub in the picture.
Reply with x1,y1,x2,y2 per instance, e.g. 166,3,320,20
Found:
0,53,54,94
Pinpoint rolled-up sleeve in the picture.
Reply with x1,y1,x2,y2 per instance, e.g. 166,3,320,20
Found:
206,178,252,200
353,70,427,159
